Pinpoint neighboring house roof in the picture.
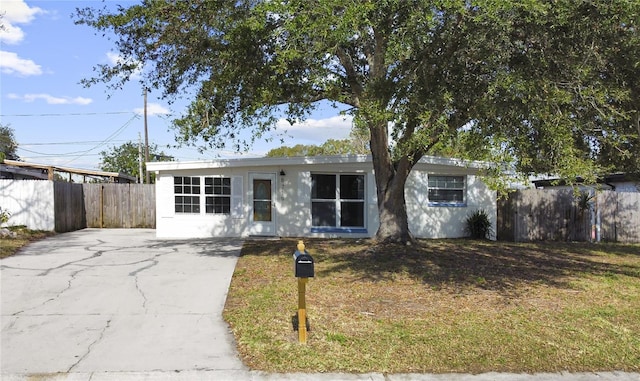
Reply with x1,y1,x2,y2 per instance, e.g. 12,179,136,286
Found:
146,154,488,172
532,173,640,191
1,159,137,183
0,162,49,180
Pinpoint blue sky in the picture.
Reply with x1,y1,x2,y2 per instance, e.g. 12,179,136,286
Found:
0,0,352,171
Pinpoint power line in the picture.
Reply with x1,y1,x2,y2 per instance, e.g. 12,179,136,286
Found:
62,114,140,166
18,147,102,156
20,140,130,146
0,111,135,117
19,153,101,159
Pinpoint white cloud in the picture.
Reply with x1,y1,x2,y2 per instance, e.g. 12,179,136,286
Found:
274,114,353,143
8,93,93,105
0,23,25,45
0,1,45,77
106,51,143,80
0,0,45,45
0,50,42,76
133,103,170,117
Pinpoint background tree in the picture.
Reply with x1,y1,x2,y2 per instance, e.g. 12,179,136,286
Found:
266,137,369,157
99,141,172,183
76,1,639,243
0,124,20,162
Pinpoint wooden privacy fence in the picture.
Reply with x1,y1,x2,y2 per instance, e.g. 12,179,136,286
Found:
53,182,155,232
82,183,155,228
497,189,640,243
1,180,155,232
54,182,85,232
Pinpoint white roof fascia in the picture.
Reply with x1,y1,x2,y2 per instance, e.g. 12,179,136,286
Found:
146,154,488,172
146,155,372,171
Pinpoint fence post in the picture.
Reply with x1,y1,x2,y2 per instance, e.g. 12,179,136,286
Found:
100,185,104,228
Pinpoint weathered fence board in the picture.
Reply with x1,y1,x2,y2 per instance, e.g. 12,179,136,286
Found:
599,191,618,242
82,183,155,228
82,183,102,228
498,189,640,243
616,192,640,243
53,182,85,232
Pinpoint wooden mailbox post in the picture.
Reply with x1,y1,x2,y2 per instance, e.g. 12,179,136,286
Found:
293,240,314,344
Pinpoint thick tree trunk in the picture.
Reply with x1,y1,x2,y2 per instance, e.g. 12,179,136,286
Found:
369,119,415,244
374,171,414,244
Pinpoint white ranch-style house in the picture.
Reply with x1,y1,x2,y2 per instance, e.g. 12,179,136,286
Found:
147,155,497,239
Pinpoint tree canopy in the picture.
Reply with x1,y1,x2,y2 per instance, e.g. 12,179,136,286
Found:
99,141,171,183
266,138,368,157
76,1,639,243
0,124,19,162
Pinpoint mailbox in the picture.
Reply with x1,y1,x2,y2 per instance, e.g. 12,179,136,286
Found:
293,250,314,278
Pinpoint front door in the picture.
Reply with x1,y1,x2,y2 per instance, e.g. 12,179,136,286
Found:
249,173,276,236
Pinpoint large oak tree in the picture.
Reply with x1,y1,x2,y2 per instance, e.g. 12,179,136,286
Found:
76,1,639,243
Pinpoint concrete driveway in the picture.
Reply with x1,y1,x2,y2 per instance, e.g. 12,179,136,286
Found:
1,229,247,377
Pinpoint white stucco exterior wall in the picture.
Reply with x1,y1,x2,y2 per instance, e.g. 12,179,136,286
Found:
153,160,376,239
405,171,497,239
149,155,496,239
155,168,249,238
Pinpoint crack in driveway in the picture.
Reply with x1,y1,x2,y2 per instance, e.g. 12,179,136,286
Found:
133,274,149,311
12,268,86,316
67,318,112,372
38,244,106,276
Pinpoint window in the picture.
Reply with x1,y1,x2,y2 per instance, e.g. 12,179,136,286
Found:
205,177,231,214
174,176,201,213
311,174,365,228
173,176,235,214
428,175,465,205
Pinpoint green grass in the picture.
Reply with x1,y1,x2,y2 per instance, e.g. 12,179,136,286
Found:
0,226,54,259
223,238,640,373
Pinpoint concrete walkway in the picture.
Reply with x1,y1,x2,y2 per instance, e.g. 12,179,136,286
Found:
1,229,638,381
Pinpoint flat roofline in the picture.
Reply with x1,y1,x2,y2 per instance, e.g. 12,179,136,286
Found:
146,154,488,171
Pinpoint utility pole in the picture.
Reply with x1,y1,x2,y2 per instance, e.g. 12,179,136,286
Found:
144,88,150,184
138,133,143,184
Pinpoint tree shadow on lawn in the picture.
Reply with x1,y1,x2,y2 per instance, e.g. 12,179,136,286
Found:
316,239,640,292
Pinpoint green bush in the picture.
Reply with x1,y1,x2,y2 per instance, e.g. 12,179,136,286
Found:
0,207,10,225
464,209,493,240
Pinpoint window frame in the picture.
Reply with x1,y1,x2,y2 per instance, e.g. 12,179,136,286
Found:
310,173,366,232
427,175,467,207
174,176,201,214
205,176,231,214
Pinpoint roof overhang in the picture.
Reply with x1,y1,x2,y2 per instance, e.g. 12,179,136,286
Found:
146,154,489,172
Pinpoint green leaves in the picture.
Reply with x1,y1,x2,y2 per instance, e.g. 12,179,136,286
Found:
99,141,171,183
265,138,369,157
76,0,640,178
0,124,19,161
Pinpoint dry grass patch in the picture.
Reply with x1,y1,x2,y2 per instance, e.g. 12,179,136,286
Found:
223,238,640,373
0,226,54,259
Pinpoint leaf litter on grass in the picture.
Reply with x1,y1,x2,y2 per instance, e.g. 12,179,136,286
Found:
224,238,640,373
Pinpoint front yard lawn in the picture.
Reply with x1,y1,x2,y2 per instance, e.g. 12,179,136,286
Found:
223,238,640,373
0,226,54,259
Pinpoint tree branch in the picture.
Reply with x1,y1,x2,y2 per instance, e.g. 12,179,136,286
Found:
335,47,363,107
